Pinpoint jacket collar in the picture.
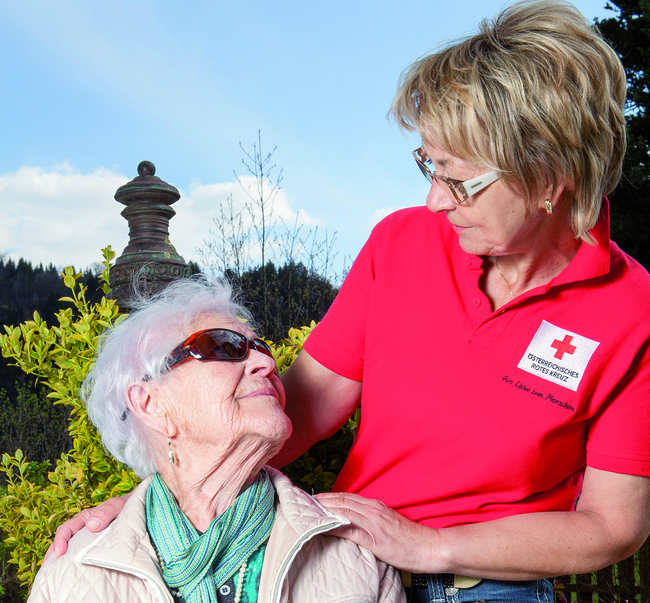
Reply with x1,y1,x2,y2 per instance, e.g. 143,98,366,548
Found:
77,469,349,603
77,476,172,601
265,466,349,535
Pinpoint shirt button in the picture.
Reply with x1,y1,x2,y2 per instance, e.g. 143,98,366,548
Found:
473,298,481,307
465,256,472,266
220,585,231,596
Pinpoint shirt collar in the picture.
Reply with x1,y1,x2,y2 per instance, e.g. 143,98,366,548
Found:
551,198,611,288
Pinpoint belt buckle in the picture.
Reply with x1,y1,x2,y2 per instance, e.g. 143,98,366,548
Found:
402,571,482,590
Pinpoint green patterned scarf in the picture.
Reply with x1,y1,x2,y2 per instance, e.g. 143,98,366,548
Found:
145,470,275,603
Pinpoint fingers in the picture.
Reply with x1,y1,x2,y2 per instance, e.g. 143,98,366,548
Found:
314,491,435,572
47,512,92,559
322,524,375,549
316,493,389,551
315,491,367,503
45,493,131,559
45,526,71,559
316,491,390,516
91,493,131,529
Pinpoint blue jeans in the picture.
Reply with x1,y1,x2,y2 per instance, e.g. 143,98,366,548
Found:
405,575,554,603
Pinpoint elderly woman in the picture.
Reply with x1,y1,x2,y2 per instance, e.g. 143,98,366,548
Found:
29,278,404,603
51,2,650,602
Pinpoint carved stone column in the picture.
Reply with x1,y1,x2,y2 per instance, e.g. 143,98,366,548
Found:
109,161,191,310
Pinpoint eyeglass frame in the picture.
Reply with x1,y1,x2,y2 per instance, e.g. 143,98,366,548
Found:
413,147,500,204
166,328,274,371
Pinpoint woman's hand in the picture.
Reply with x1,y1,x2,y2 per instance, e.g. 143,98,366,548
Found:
315,491,440,573
317,468,650,580
45,493,131,559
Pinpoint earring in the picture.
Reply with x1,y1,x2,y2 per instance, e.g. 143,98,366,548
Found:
168,436,175,466
544,199,554,215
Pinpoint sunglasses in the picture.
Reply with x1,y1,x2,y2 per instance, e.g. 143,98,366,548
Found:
167,328,274,370
413,147,499,204
122,329,275,421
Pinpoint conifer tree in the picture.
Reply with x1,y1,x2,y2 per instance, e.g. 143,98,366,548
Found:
597,0,650,269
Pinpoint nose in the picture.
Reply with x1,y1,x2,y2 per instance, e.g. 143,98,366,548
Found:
426,179,456,213
245,348,278,377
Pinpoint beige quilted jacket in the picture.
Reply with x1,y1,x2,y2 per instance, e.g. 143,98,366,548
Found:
28,467,405,603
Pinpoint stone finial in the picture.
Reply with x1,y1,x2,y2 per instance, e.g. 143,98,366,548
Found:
109,161,191,310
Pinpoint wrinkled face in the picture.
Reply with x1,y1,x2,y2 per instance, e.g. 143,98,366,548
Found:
157,313,291,454
422,141,550,257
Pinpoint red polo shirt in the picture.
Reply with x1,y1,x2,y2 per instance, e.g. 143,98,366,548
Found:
304,204,650,528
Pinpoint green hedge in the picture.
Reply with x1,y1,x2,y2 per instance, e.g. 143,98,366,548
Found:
0,250,357,599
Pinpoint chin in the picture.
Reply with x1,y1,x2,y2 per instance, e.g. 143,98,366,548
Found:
260,411,293,443
277,414,293,440
457,239,486,256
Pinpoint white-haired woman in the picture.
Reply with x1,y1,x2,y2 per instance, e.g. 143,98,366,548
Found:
50,2,650,602
29,278,404,603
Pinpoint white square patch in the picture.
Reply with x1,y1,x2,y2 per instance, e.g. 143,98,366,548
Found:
517,320,599,391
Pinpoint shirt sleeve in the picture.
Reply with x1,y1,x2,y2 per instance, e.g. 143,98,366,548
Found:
586,339,650,476
304,220,386,381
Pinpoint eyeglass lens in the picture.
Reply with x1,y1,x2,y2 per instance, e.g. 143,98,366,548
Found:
194,330,273,361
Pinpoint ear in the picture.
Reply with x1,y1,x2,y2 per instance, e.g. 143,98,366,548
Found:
126,382,177,437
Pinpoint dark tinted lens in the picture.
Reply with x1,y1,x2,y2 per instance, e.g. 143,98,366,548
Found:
251,339,273,358
195,330,247,360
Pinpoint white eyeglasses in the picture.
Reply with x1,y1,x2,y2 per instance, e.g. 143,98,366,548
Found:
413,147,499,204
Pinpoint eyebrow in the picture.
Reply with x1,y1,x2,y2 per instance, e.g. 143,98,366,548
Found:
425,152,452,170
422,147,470,177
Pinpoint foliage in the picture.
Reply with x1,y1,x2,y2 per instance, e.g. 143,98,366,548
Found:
230,261,338,344
0,384,71,469
597,0,650,269
0,257,104,404
0,247,139,593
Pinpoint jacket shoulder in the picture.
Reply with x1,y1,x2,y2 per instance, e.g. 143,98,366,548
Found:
28,529,102,603
29,543,168,603
286,535,405,603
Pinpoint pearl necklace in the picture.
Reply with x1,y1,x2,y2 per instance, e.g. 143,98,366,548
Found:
234,560,247,603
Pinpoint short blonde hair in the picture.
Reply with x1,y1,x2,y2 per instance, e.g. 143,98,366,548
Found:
391,0,626,240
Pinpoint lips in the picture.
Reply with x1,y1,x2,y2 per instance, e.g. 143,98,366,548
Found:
239,386,280,401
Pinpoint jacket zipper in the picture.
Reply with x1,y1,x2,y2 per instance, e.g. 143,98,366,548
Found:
271,519,347,603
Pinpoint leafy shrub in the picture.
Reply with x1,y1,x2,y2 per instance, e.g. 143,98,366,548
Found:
0,249,137,596
0,251,357,598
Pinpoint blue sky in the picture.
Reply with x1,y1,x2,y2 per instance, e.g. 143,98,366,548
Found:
0,0,615,275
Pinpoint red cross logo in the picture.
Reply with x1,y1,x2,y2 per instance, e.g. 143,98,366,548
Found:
551,335,577,360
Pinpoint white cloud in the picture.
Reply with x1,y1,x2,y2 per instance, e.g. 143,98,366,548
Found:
0,164,323,272
185,176,321,226
370,206,406,228
173,176,322,265
0,163,128,269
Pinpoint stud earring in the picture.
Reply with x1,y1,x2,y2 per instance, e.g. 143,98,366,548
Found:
168,437,175,466
544,199,554,215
